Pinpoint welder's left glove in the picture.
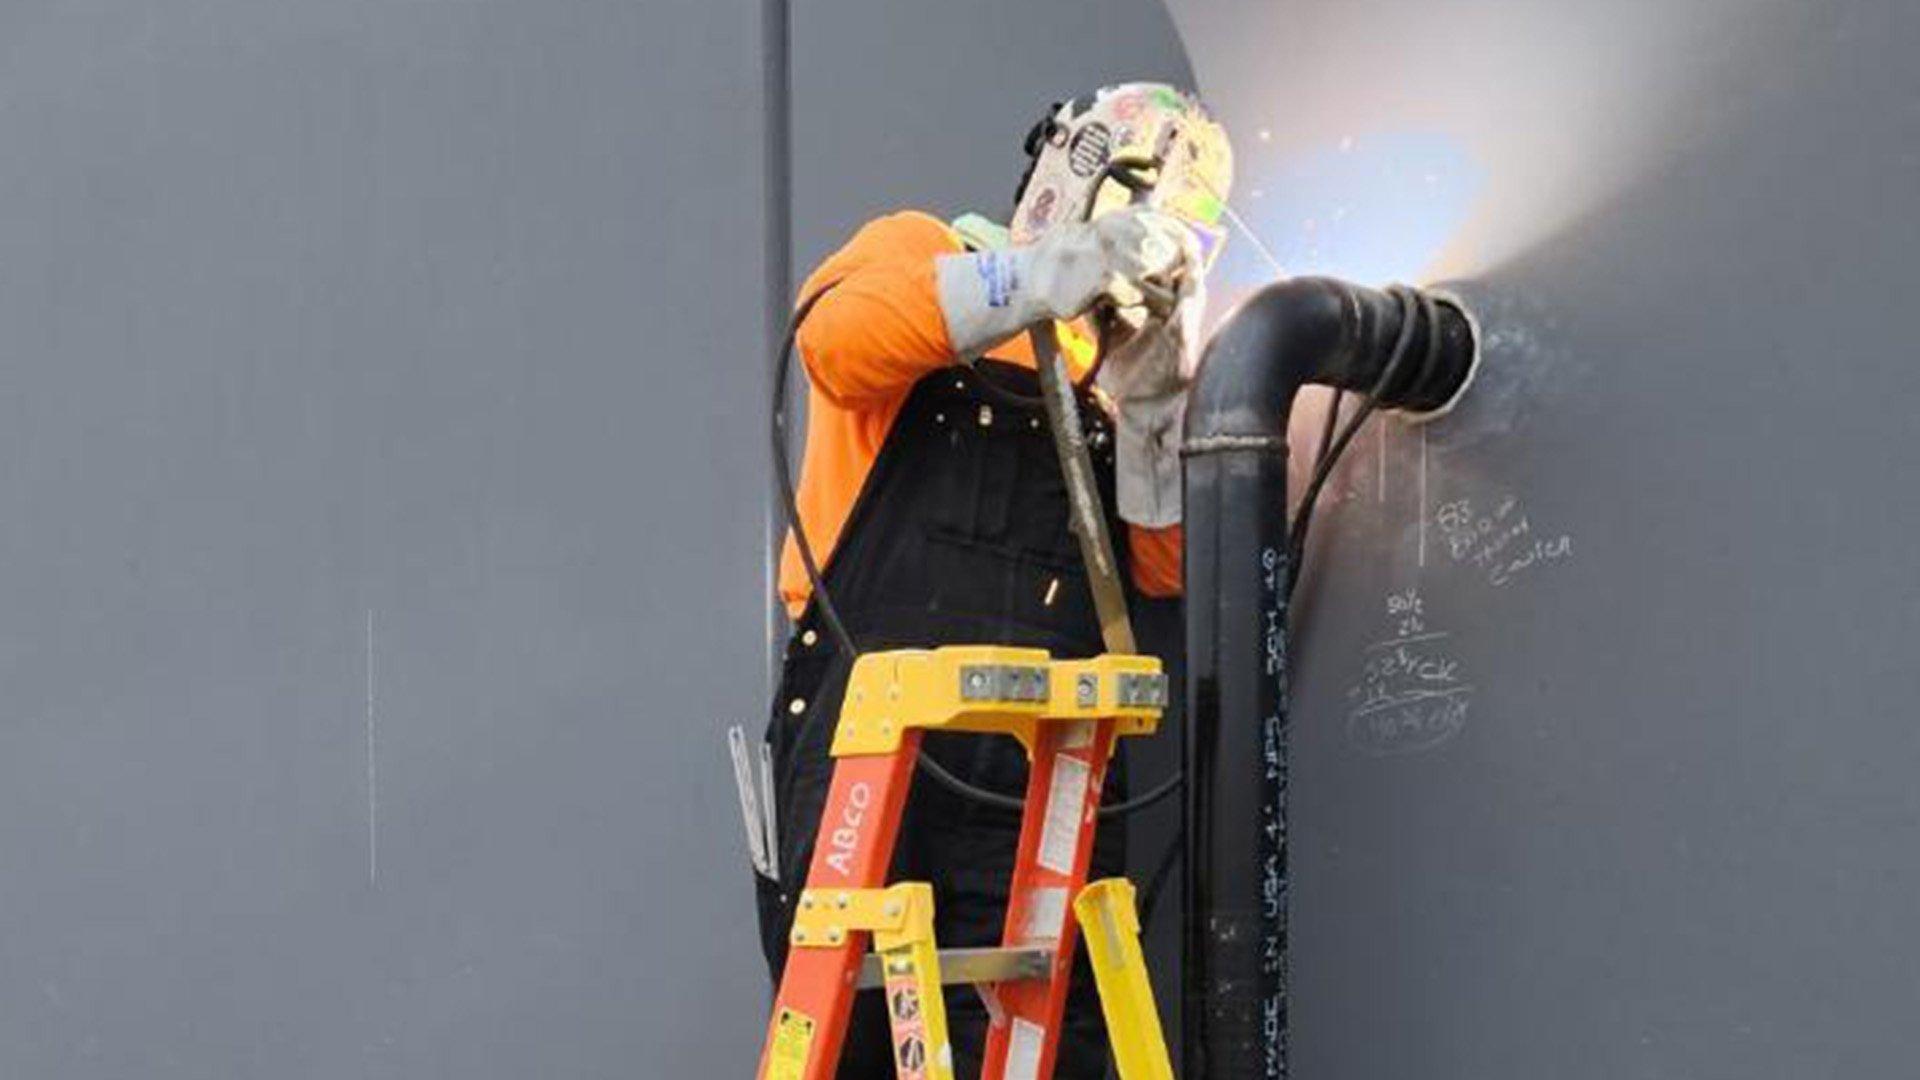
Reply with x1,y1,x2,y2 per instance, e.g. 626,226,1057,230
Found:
1096,230,1206,529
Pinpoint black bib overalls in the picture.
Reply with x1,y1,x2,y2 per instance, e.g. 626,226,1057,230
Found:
758,359,1133,1078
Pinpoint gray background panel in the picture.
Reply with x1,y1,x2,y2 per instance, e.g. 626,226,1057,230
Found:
1,1,772,1076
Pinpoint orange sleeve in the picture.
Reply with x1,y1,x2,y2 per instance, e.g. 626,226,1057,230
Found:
789,209,1184,601
794,211,965,408
1127,523,1184,598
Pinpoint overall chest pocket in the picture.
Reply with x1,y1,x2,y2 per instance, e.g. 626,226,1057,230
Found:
925,416,1078,559
917,417,1105,638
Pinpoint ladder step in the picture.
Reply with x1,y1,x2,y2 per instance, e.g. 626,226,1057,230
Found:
856,946,1052,989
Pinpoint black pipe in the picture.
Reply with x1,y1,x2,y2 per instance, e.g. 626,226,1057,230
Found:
760,0,792,690
1180,277,1476,1078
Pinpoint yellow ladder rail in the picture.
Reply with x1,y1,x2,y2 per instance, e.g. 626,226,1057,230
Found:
1074,878,1175,1080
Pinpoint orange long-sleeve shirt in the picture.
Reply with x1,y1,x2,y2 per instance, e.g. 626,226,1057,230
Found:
779,210,1183,618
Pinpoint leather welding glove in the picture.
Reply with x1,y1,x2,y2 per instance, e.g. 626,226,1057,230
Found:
1095,227,1206,528
934,206,1190,361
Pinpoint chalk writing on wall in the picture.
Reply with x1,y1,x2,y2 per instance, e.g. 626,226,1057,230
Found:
1345,587,1472,755
1434,494,1573,588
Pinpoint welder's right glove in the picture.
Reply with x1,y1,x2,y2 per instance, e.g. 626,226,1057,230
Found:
934,207,1190,361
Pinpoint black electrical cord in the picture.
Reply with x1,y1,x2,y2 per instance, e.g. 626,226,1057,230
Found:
1314,387,1345,478
1288,382,1348,591
773,284,1178,819
772,286,852,657
1285,284,1430,598
1138,804,1185,924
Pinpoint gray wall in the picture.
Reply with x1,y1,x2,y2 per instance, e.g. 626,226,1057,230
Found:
1169,0,1920,1076
0,1,772,1075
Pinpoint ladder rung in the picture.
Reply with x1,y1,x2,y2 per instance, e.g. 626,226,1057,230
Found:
855,946,1052,989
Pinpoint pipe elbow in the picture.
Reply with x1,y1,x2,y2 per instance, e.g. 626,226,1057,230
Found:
1184,277,1479,449
1186,278,1356,444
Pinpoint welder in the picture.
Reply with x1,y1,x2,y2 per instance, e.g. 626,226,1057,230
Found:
755,82,1232,1077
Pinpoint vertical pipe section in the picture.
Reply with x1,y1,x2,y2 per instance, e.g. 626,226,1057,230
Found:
1181,444,1293,1080
761,0,793,688
1179,277,1477,1078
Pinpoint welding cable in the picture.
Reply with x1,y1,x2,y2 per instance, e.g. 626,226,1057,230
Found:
1138,810,1185,924
1314,388,1345,472
772,286,1179,819
1303,384,1347,559
771,288,1015,815
1285,284,1431,599
772,286,855,660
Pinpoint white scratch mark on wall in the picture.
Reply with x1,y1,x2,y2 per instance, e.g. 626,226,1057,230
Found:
1377,420,1387,502
365,608,379,887
1417,426,1429,569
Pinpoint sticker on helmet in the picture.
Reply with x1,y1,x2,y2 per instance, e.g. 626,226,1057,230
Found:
1068,123,1112,177
1150,86,1186,111
1027,187,1057,231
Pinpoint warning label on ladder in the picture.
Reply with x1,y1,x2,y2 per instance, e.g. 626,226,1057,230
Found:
767,1007,816,1080
1036,755,1091,875
1005,1017,1047,1080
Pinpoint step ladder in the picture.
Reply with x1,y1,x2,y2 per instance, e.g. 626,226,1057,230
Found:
755,645,1176,1080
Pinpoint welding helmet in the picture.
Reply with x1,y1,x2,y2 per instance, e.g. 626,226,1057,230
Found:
1010,82,1234,274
